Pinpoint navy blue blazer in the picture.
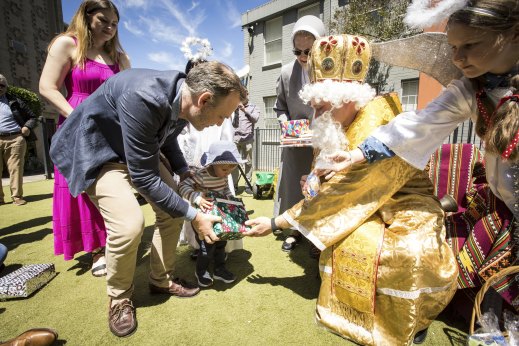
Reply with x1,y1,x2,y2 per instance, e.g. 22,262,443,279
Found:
50,68,196,220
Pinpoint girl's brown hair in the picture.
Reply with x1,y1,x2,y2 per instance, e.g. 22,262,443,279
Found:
48,0,125,69
449,0,519,161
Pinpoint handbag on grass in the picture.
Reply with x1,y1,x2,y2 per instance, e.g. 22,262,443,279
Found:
202,191,250,240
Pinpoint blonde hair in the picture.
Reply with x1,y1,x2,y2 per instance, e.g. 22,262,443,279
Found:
449,0,519,161
48,0,125,69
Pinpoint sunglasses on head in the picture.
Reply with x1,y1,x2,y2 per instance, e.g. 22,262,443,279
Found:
293,49,310,56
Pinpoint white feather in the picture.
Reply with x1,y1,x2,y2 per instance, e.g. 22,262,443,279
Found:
404,0,469,29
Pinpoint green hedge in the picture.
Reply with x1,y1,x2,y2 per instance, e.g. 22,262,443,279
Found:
6,86,43,117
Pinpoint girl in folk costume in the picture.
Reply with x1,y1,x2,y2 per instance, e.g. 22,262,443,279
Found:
245,34,458,345
327,0,519,313
39,0,130,276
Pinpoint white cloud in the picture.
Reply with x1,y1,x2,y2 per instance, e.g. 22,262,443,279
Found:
120,0,147,8
148,51,185,71
187,1,199,12
159,0,206,36
139,16,184,45
220,41,233,58
225,2,242,29
123,20,144,36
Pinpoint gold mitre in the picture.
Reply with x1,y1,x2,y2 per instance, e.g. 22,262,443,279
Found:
309,34,371,83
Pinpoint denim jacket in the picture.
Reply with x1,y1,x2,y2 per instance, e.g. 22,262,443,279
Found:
50,69,196,220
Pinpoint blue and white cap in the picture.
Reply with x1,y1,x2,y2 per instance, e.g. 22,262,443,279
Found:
201,141,247,167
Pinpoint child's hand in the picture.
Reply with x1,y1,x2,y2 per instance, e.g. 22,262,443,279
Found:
198,197,213,212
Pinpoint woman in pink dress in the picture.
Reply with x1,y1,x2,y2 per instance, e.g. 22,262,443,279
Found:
39,0,130,277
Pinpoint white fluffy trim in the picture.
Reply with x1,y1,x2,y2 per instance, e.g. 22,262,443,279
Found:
299,80,376,109
404,0,469,29
180,36,213,62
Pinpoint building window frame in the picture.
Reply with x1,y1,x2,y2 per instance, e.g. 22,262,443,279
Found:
264,16,282,66
297,3,320,19
400,78,419,112
263,96,279,129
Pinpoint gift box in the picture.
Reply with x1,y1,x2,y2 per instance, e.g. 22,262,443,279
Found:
203,192,250,240
0,263,57,299
281,119,311,138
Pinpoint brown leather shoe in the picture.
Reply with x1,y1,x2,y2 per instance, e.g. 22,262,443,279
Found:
12,197,27,206
108,299,137,337
149,278,200,298
0,328,58,346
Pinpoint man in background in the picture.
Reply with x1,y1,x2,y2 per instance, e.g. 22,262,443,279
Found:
232,92,260,194
0,74,38,206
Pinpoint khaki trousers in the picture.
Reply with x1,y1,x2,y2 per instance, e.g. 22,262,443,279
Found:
86,162,183,301
0,134,26,200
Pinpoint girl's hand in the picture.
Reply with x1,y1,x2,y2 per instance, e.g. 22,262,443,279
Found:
198,197,213,212
243,217,272,237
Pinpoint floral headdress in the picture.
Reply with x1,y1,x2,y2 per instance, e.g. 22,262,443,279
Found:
180,36,213,63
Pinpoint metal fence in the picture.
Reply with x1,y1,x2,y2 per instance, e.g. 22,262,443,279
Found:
254,128,281,172
253,119,483,173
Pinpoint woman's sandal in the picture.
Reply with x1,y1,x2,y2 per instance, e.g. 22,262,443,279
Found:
91,247,107,277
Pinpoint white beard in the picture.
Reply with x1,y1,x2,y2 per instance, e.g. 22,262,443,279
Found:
311,111,349,169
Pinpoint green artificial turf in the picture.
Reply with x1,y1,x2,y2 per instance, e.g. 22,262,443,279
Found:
0,179,468,345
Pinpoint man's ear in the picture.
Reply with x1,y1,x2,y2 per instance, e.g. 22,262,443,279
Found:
197,91,213,107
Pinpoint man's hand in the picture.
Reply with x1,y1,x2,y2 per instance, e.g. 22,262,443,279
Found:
313,150,352,179
299,174,308,190
21,127,30,137
243,217,273,237
191,212,221,244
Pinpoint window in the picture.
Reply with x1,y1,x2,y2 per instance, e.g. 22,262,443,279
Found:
298,3,320,19
264,16,282,65
263,96,279,129
400,79,419,111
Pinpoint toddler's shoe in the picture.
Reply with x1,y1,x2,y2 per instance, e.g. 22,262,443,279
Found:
214,267,236,284
195,271,214,287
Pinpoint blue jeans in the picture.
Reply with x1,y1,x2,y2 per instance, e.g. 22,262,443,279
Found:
0,242,7,268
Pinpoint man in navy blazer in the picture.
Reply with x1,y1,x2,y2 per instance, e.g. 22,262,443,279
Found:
50,61,246,337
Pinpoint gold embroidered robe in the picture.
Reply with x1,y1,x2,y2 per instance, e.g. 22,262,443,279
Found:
283,94,458,345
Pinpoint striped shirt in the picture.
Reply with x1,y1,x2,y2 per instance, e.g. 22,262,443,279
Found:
179,167,232,206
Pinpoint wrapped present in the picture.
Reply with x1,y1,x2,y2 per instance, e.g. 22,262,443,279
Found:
281,119,311,138
0,263,57,299
203,192,250,240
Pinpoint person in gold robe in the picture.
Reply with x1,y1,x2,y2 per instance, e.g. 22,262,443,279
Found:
245,34,458,346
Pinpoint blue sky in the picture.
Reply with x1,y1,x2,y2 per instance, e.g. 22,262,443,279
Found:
62,0,267,72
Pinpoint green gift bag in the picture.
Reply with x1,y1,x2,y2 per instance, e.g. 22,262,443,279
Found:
202,192,250,240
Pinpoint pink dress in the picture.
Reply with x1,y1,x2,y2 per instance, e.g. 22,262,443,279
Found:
53,58,120,260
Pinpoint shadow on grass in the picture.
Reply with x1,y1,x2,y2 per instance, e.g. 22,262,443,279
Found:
0,307,5,315
0,263,23,276
246,240,320,300
0,216,52,237
67,253,91,276
0,228,52,251
24,193,53,203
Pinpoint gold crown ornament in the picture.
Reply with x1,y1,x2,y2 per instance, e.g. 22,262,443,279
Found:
309,34,371,83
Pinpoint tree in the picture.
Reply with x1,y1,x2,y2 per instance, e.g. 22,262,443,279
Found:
329,0,415,90
6,86,43,117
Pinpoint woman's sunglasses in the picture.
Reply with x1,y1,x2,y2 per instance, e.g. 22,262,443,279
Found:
293,49,310,56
